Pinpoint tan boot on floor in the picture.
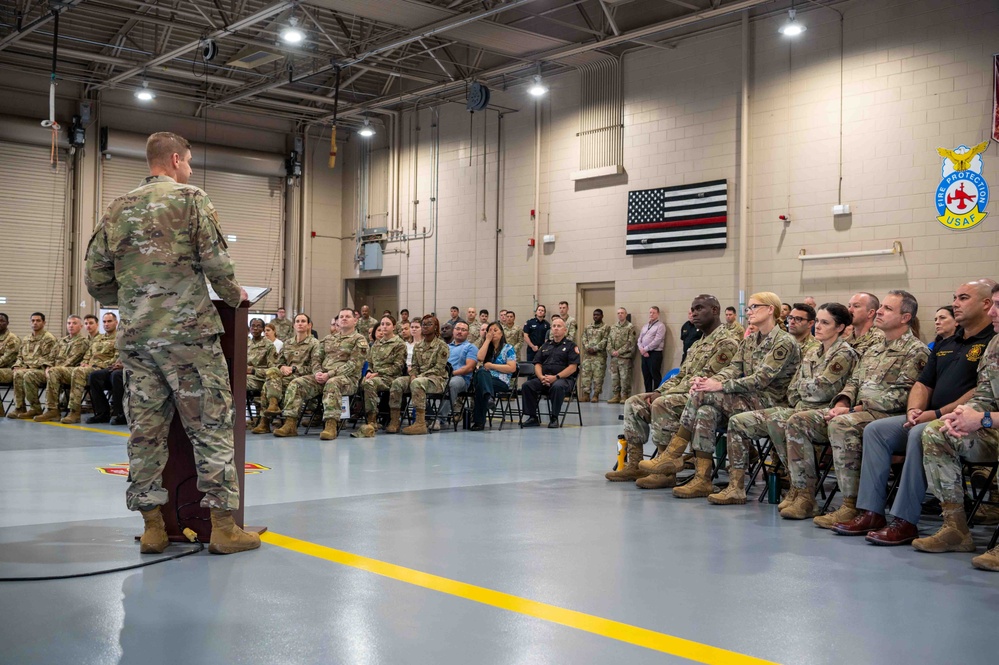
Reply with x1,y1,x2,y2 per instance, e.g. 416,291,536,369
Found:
61,410,81,424
7,407,26,419
251,415,273,435
673,454,714,499
385,408,402,433
780,486,817,520
605,440,649,481
708,469,747,505
402,408,429,435
351,412,378,438
972,546,999,571
20,408,42,419
139,506,169,554
814,496,858,529
912,502,976,553
590,394,600,403
208,509,261,555
639,433,688,474
607,395,621,404
273,417,299,437
975,503,999,526
264,397,281,415
33,409,61,422
319,419,339,441
778,487,799,512
635,473,676,489
578,393,590,403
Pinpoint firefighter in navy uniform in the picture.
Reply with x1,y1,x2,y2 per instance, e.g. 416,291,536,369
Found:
521,317,580,429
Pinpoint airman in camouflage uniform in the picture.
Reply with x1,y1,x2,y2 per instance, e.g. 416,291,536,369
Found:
672,293,802,500
395,312,411,337
388,318,449,436
578,310,610,402
45,314,121,424
253,318,322,434
845,292,885,360
357,305,379,339
0,313,22,414
85,131,258,555
502,312,523,359
271,309,293,341
27,317,91,421
785,291,928,527
354,327,408,437
914,333,999,562
848,325,884,359
247,319,278,394
609,295,739,488
5,313,57,418
607,309,637,403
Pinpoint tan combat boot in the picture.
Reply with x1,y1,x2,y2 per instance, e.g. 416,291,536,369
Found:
578,393,590,403
707,469,747,505
972,546,999,571
912,502,976,553
251,414,273,435
61,410,81,424
605,440,649,482
813,496,858,529
639,433,688,474
208,509,261,555
402,408,429,435
264,397,281,415
20,407,42,419
6,407,26,419
385,408,402,434
673,453,715,499
33,409,62,422
273,417,299,437
635,473,676,489
778,487,799,512
780,485,817,520
319,419,339,441
139,506,169,554
590,393,600,403
607,395,621,404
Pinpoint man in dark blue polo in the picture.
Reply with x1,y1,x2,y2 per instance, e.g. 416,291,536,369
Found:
523,305,550,362
522,317,580,429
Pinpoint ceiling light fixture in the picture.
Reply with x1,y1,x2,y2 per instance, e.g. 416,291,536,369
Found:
527,74,548,97
778,8,805,36
134,80,155,101
280,16,305,45
358,118,375,138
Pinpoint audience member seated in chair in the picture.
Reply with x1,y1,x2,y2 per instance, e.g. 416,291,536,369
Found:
273,309,369,440
48,312,120,424
671,292,802,500
521,317,579,429
438,320,478,426
470,322,517,430
712,303,857,509
246,317,278,428
610,295,739,488
834,280,995,542
253,313,321,434
6,313,58,419
26,315,90,422
354,317,407,438
0,312,20,415
88,363,125,424
388,315,449,436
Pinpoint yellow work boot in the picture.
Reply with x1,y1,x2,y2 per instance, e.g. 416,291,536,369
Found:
208,509,261,555
251,415,272,435
60,410,81,424
912,502,976,553
33,409,62,422
814,496,858,529
639,433,688,474
605,440,649,482
780,485,817,520
264,397,281,415
319,419,339,441
402,408,429,435
972,546,999,571
673,454,715,499
578,393,590,403
385,408,402,434
635,473,676,489
273,418,299,437
708,469,747,505
606,395,621,404
778,487,799,512
7,407,26,419
139,506,169,554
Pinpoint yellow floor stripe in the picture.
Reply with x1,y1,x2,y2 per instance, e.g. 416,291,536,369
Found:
35,421,129,437
261,531,779,665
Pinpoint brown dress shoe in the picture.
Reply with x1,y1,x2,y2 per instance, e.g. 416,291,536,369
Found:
832,510,887,536
866,518,918,546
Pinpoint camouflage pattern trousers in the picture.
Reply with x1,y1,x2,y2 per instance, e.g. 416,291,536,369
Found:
262,370,295,406
20,369,52,410
0,368,31,409
783,409,878,495
362,375,393,414
726,406,797,470
578,354,607,398
44,366,96,410
281,374,356,419
623,392,688,449
390,375,446,410
679,391,769,456
609,356,633,398
922,420,999,504
121,336,238,512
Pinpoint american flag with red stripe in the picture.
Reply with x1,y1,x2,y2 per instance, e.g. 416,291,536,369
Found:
626,179,727,255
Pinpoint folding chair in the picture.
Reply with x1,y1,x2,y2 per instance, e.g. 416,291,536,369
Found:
298,395,325,435
963,459,999,527
451,387,474,431
0,381,12,416
423,363,454,431
488,372,519,430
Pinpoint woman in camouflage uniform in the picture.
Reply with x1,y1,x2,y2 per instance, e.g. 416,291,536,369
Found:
354,316,408,437
252,313,320,434
388,315,449,435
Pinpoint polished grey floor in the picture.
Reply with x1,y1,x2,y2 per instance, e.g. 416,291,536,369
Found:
1,406,997,665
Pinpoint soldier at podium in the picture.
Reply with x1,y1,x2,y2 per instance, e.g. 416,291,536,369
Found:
85,131,259,556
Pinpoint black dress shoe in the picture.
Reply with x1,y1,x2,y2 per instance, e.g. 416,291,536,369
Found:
547,420,559,429
522,417,541,428
469,422,485,431
110,415,127,426
86,414,110,424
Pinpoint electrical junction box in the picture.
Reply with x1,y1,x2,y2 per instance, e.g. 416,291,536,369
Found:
361,242,383,271
832,204,851,215
543,234,556,244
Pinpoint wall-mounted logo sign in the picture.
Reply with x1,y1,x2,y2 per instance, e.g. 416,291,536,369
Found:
935,141,990,230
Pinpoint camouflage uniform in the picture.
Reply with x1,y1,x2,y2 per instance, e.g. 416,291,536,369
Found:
45,331,119,412
263,335,321,408
783,331,927,494
578,321,610,398
395,320,410,337
85,174,244,512
247,335,278,393
502,324,523,359
726,338,857,471
797,334,820,359
922,335,999,505
547,316,578,343
0,329,20,370
725,320,745,338
607,320,638,399
624,325,739,450
680,326,801,457
6,330,57,412
271,317,293,342
280,331,368,419
362,335,408,413
465,319,481,346
390,338,449,410
357,316,379,339
848,326,885,360
24,330,86,413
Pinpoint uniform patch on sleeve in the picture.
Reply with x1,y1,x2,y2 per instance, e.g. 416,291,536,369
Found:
772,346,788,361
830,362,843,374
718,353,729,363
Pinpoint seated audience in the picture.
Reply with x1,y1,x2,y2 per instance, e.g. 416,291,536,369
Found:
930,305,957,350
439,321,478,424
521,317,579,429
355,315,408,438
23,315,88,421
45,312,120,424
253,314,321,434
388,316,449,436
724,306,745,338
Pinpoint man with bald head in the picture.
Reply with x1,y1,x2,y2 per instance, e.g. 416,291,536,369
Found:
846,292,884,359
834,280,997,544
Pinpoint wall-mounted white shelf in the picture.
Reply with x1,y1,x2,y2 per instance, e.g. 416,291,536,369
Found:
798,241,902,261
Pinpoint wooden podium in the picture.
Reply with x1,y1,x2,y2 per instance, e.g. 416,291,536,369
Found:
158,299,264,542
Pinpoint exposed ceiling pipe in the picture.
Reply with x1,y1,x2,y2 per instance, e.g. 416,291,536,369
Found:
0,0,84,53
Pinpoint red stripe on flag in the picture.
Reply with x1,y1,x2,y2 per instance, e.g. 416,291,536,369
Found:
626,216,727,232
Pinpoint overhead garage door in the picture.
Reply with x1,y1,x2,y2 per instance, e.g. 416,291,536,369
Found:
101,158,284,312
0,141,70,336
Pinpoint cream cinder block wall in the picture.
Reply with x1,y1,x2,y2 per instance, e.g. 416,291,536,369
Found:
306,128,346,326
331,0,999,370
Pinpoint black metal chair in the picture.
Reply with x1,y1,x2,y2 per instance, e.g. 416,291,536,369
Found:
423,363,454,430
0,381,13,416
963,459,999,527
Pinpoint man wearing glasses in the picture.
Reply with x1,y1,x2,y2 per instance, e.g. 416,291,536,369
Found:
786,303,819,357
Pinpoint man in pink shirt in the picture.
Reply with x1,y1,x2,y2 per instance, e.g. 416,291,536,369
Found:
638,306,666,392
